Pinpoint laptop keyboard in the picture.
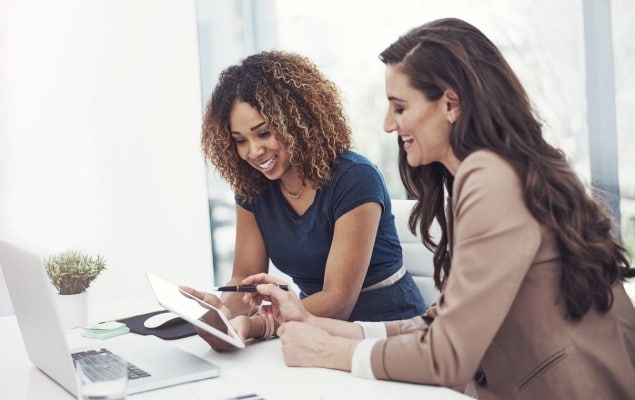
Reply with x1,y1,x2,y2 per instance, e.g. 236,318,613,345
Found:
71,348,151,380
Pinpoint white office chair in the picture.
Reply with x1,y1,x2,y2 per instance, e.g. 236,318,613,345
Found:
391,199,440,306
0,267,14,316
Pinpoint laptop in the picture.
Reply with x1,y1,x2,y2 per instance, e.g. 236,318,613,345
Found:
0,240,220,397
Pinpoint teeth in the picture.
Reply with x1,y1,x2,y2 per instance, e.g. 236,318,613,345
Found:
402,136,414,143
259,155,277,169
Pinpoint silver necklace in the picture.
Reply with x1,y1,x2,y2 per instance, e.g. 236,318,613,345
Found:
281,182,306,199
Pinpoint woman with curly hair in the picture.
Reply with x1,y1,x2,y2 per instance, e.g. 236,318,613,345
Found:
239,19,635,398
182,51,425,351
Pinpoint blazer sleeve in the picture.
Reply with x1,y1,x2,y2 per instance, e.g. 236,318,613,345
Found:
367,151,543,386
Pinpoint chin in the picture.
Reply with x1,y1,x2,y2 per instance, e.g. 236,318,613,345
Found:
261,171,279,180
406,154,421,168
263,166,287,181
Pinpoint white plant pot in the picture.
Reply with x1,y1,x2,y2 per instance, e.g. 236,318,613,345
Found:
56,292,88,329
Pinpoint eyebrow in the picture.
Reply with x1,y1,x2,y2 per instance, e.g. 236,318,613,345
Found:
387,96,405,102
231,121,266,136
250,122,266,131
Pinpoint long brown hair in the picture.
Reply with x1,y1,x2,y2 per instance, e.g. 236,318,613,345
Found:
380,18,633,320
201,51,351,203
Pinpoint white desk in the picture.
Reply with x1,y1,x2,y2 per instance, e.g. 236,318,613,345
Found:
0,302,470,400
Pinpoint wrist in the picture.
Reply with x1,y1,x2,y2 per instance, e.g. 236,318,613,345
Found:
326,337,357,372
248,313,275,339
353,321,386,339
262,313,275,338
220,304,232,320
248,315,266,339
305,313,320,326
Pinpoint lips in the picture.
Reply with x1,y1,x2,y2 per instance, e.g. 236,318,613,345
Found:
401,135,414,151
256,155,278,171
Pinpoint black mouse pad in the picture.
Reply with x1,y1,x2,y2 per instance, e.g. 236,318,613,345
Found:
117,310,196,340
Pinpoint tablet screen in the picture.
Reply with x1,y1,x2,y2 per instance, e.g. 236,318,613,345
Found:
146,272,245,349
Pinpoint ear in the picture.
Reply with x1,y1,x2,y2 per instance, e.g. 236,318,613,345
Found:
444,89,460,124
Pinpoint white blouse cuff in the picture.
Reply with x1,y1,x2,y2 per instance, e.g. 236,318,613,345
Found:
351,338,380,380
353,321,387,339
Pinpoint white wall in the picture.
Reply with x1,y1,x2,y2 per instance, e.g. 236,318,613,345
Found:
0,0,213,315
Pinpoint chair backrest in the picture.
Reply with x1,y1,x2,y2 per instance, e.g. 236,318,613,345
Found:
391,199,439,306
0,270,14,316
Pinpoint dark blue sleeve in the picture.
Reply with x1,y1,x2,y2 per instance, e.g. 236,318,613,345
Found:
235,195,252,212
331,163,389,221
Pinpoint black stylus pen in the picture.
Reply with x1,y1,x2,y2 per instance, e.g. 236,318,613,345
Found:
214,284,289,292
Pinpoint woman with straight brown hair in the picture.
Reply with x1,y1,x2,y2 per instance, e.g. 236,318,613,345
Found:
241,18,635,399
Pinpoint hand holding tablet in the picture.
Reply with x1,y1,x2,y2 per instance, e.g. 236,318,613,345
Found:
146,272,245,349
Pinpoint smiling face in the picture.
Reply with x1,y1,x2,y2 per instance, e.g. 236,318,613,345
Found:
229,101,293,180
383,65,460,174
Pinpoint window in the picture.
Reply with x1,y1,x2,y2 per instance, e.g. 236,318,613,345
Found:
273,0,589,197
612,0,635,258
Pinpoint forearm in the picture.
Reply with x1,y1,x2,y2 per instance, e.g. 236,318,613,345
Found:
251,313,361,342
303,303,432,346
301,290,357,321
278,321,359,372
306,314,364,339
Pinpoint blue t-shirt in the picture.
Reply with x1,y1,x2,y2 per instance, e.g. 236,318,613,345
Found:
238,151,425,321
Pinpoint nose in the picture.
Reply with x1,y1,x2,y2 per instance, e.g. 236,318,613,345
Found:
249,140,265,159
383,110,397,134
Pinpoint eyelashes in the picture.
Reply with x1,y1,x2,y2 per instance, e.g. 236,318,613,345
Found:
232,130,272,146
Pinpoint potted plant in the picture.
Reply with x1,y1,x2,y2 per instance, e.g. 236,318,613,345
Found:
45,251,107,328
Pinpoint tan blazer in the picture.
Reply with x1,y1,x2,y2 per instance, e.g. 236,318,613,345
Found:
369,150,635,399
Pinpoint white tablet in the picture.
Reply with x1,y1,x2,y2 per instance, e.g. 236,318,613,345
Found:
146,272,245,349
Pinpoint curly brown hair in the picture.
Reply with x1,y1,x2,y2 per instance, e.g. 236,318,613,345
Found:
201,51,352,202
380,18,633,320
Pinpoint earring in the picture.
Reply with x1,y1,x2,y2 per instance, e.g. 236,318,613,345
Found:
448,112,455,124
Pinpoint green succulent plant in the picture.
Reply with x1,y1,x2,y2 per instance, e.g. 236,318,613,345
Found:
45,251,107,295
